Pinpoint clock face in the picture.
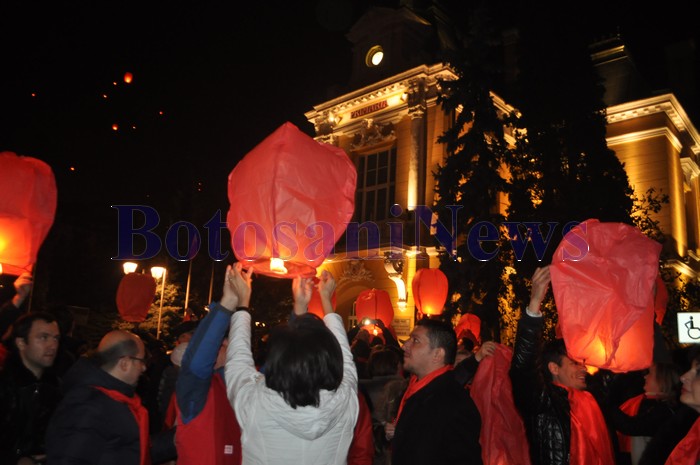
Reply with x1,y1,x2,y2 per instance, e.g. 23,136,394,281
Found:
366,45,384,67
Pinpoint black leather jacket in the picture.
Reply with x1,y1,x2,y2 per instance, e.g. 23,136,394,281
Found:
0,352,62,463
510,314,570,465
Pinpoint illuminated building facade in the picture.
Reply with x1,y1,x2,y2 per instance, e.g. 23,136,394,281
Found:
305,6,700,338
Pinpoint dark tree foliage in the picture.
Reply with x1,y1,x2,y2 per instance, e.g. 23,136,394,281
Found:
504,3,635,310
432,2,512,341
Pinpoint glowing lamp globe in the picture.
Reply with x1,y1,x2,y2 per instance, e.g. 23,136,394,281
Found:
227,122,356,278
116,272,157,322
550,219,661,373
355,288,394,326
412,268,448,316
0,152,57,276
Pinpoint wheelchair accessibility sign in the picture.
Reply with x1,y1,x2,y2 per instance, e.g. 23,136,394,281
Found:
678,312,700,343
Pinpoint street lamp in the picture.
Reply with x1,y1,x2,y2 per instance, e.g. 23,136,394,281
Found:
150,266,167,340
123,262,138,274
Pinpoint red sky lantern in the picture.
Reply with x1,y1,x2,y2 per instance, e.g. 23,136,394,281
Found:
455,313,481,345
117,272,157,322
124,72,133,83
227,122,356,278
0,152,57,276
412,268,448,316
550,219,662,373
355,288,394,326
470,344,531,465
307,275,337,319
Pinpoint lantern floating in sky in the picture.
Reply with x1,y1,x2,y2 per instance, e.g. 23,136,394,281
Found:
355,288,394,326
227,122,356,278
550,219,662,373
0,152,57,276
116,272,157,322
124,72,133,84
412,268,448,316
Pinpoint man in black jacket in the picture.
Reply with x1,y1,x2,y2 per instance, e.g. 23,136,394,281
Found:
0,311,61,465
46,330,175,465
510,266,615,465
384,317,482,465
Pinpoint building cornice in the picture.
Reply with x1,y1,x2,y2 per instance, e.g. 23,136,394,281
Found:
606,93,700,156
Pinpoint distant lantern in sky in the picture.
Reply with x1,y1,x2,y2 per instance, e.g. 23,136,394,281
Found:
124,72,133,84
112,124,118,131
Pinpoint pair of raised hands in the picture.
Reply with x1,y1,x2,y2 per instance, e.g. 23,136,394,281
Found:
221,262,336,315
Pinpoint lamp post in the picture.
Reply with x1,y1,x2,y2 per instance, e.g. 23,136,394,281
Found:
150,266,167,340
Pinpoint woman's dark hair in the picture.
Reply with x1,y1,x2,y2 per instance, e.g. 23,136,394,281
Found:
264,313,343,409
367,348,401,378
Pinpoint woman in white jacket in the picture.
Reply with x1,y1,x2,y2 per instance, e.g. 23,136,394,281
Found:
221,263,359,465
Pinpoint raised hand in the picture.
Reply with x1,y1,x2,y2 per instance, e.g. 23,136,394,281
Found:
222,262,254,311
528,266,551,316
475,340,497,362
292,276,314,315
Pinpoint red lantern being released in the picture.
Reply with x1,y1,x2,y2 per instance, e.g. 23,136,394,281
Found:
412,268,448,316
355,288,394,326
455,313,481,345
0,152,57,276
550,219,662,373
227,122,356,278
307,275,337,319
117,272,157,322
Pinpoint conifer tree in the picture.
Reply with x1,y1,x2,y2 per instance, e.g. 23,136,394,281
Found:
504,4,635,318
433,2,513,341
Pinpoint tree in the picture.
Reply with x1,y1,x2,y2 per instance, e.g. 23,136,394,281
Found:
433,2,513,342
503,3,635,323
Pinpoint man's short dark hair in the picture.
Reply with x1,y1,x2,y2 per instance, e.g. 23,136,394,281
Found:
367,348,401,377
542,338,567,382
416,318,457,365
11,312,58,347
264,314,343,409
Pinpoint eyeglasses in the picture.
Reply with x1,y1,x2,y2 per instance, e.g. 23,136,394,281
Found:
128,356,147,365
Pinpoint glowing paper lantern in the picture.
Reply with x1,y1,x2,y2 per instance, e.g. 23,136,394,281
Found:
412,268,448,316
550,219,661,373
227,122,356,278
355,288,394,326
307,275,337,319
116,272,157,322
455,313,481,344
0,152,57,276
124,72,133,83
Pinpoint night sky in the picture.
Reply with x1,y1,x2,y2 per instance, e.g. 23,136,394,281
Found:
1,0,697,307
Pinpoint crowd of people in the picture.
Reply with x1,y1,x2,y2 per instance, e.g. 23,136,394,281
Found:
1,264,699,465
